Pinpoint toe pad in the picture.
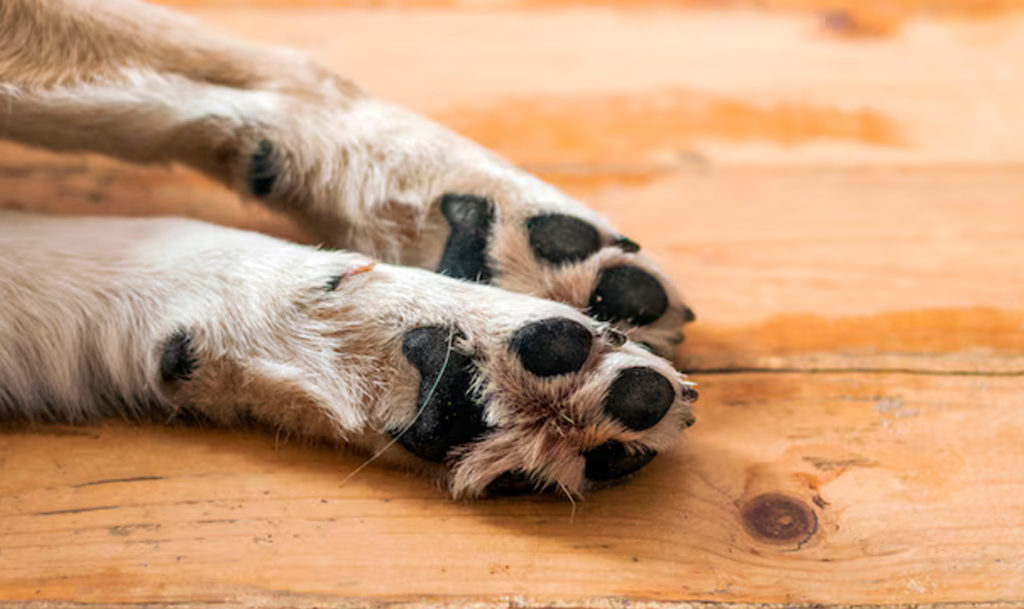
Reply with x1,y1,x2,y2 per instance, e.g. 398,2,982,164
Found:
589,265,668,326
603,367,675,431
510,318,593,377
526,214,601,265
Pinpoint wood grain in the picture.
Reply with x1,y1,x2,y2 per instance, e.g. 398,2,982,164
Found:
3,372,1023,605
2,1,1023,607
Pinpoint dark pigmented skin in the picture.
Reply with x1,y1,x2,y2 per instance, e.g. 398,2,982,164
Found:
526,214,601,265
324,275,344,291
584,441,657,481
510,317,593,377
159,328,197,383
248,140,276,197
588,265,669,326
397,326,489,462
486,470,537,496
603,367,675,431
437,193,494,283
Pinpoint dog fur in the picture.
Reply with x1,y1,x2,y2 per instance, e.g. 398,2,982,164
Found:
0,0,696,499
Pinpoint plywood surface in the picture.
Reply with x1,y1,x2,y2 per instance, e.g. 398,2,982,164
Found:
2,1,1023,607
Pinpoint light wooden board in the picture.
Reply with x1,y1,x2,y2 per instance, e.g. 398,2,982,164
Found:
3,371,1024,606
2,1,1023,607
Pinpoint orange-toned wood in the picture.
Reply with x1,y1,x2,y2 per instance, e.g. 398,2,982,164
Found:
2,1,1023,607
3,372,1024,607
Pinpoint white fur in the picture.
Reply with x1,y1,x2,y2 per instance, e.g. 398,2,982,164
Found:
0,0,696,498
0,211,694,497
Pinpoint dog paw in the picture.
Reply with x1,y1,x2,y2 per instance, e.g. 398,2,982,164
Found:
236,101,693,359
332,264,697,499
432,191,694,359
147,224,694,499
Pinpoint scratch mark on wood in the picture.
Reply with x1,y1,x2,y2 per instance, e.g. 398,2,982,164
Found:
108,523,162,536
35,505,121,517
73,476,165,488
804,456,880,472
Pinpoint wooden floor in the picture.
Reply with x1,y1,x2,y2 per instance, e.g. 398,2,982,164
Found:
2,1,1024,607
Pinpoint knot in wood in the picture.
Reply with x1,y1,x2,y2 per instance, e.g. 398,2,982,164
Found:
741,493,817,546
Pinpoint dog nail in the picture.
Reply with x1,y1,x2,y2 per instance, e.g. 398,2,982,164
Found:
602,326,629,347
612,236,641,253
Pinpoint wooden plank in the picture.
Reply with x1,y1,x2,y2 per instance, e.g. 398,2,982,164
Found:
167,6,1024,168
2,2,1024,607
2,372,1023,605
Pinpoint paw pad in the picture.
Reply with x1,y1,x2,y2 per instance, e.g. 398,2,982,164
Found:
159,328,197,383
486,470,537,496
584,441,657,481
589,265,668,326
510,317,593,377
603,367,675,431
248,140,277,197
526,214,601,265
398,326,489,461
438,194,494,283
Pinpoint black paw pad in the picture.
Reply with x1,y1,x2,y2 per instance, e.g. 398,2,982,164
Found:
604,367,674,431
438,193,494,283
588,265,668,326
584,441,657,481
486,470,536,496
510,318,593,377
160,328,197,383
398,326,489,462
248,140,277,197
526,214,601,265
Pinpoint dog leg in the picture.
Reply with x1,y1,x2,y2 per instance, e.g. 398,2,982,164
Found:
0,211,695,498
0,0,694,358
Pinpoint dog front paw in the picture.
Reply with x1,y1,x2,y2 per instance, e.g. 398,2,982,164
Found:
432,191,694,360
361,267,697,499
234,98,692,359
154,239,694,500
